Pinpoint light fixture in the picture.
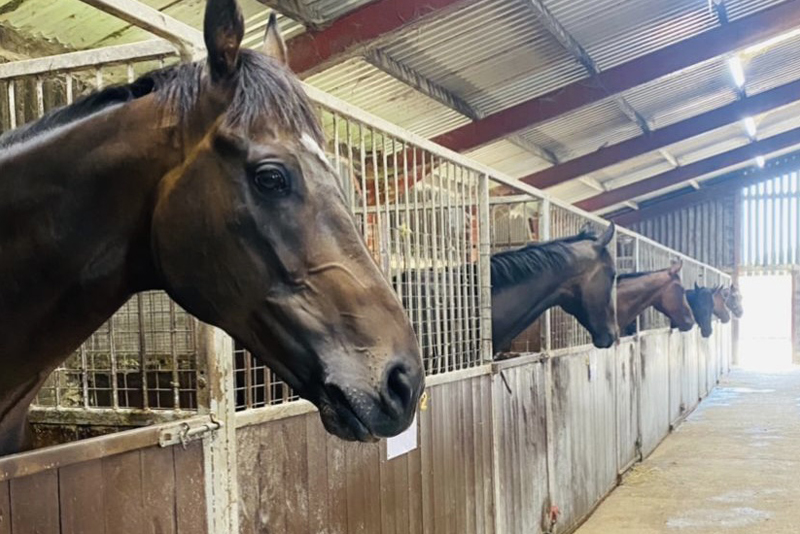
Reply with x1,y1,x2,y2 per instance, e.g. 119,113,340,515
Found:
743,117,757,137
727,55,745,87
756,155,765,168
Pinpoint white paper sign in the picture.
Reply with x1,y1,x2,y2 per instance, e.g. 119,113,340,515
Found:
386,413,418,460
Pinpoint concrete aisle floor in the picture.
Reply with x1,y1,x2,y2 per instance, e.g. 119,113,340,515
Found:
575,367,800,534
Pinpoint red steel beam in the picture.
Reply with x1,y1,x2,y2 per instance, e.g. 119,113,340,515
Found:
522,78,800,189
576,125,800,212
287,0,467,75
431,0,800,153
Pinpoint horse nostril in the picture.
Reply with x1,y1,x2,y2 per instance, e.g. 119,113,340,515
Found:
383,363,415,420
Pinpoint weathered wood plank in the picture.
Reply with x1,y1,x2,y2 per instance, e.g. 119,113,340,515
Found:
141,446,177,534
102,451,145,533
407,424,423,534
420,387,434,534
0,481,9,534
282,417,310,534
174,441,207,533
10,469,60,534
326,431,348,533
60,460,106,534
306,415,328,534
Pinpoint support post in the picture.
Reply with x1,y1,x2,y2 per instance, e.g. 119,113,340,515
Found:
478,173,493,363
198,324,239,534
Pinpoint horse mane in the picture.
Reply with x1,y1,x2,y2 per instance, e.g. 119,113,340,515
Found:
617,266,677,281
0,49,323,149
490,231,596,290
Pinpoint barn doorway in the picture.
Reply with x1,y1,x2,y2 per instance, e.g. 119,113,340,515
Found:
737,272,794,371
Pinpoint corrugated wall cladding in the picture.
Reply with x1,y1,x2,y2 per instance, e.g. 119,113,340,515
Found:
631,196,737,270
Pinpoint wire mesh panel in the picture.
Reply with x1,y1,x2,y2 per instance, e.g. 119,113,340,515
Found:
616,232,637,275
548,205,608,350
319,106,485,376
34,292,200,412
489,196,544,353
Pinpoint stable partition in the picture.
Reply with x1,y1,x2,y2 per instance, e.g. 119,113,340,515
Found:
0,45,734,534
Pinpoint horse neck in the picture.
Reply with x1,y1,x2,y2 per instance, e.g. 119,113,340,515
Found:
616,273,671,328
490,256,580,351
0,97,190,389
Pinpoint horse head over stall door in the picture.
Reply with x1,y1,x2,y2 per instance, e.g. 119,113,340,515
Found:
0,0,424,456
490,224,619,353
616,259,696,336
711,286,732,323
686,284,716,339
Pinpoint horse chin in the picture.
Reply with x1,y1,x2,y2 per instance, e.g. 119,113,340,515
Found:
316,396,379,443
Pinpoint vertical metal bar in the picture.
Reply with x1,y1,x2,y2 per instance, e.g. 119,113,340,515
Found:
8,81,16,130
542,199,552,352
445,163,457,368
65,74,74,105
478,174,493,363
469,172,479,360
109,312,119,410
95,68,104,90
429,155,443,372
453,165,466,368
80,343,89,409
35,77,44,118
412,148,425,372
359,124,368,236
137,293,149,410
127,63,136,83
170,299,180,409
372,129,384,271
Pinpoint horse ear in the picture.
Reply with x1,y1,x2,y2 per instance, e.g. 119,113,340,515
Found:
669,258,683,275
262,13,288,66
694,282,700,291
595,222,615,249
580,221,593,235
204,0,245,82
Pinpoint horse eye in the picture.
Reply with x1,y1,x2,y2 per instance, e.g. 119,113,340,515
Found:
254,164,290,195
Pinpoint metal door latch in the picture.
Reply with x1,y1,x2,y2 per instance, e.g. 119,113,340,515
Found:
159,415,222,449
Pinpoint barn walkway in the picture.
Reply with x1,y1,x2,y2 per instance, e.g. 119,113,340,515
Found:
575,367,800,534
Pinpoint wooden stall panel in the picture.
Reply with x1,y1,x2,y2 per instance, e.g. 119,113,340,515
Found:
550,350,617,532
668,331,684,424
681,331,701,414
0,481,9,534
10,469,59,534
616,341,640,473
237,376,493,534
639,334,671,457
492,362,548,534
0,438,207,534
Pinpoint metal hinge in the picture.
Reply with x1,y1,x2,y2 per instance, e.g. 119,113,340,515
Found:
159,415,222,449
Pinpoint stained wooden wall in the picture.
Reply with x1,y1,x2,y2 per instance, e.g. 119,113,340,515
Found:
0,441,206,534
236,376,494,534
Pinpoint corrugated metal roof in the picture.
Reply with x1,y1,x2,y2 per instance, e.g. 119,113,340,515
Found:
725,0,788,21
664,123,748,165
548,180,598,204
0,0,297,52
381,0,587,116
622,57,738,129
517,98,642,162
543,0,719,71
466,139,550,178
743,30,800,96
306,57,471,139
589,151,673,191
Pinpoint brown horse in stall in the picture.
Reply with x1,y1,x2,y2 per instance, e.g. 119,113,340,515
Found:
490,224,619,352
616,260,695,336
0,0,423,455
711,286,732,323
724,285,744,318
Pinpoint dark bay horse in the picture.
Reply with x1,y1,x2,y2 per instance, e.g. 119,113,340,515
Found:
491,224,618,352
724,285,744,318
686,284,715,338
616,259,695,336
711,286,731,323
396,225,618,359
0,0,423,454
